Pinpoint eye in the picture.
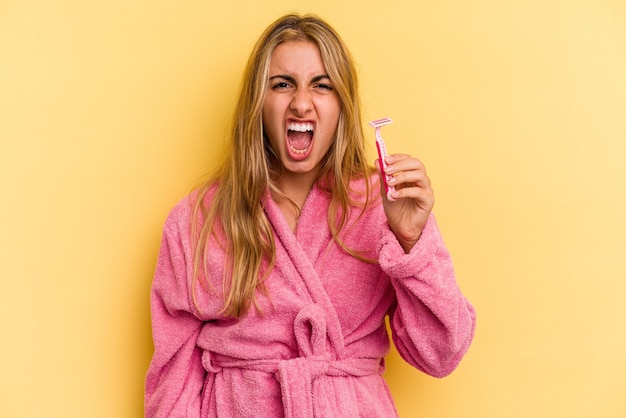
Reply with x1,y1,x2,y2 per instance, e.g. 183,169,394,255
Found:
271,81,292,90
314,83,334,91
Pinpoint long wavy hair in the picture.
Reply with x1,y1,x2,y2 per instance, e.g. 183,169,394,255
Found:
190,13,376,318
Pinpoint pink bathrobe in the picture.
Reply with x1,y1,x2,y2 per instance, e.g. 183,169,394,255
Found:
145,179,476,417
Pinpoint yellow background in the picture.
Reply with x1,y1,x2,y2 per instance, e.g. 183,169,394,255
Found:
1,1,625,417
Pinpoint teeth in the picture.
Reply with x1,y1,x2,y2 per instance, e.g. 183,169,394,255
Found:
289,145,308,154
288,122,314,132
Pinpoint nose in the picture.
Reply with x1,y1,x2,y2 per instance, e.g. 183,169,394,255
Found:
289,87,313,117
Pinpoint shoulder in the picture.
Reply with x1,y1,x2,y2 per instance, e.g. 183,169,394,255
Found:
161,195,193,238
164,183,219,230
348,173,385,215
346,173,383,203
345,174,387,229
155,185,225,318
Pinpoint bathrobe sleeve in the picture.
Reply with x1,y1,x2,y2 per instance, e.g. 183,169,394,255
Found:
378,214,476,378
145,205,206,417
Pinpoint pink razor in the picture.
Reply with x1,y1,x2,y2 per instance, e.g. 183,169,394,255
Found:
369,117,396,202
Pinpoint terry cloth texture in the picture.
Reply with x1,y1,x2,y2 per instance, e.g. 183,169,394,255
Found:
145,177,476,417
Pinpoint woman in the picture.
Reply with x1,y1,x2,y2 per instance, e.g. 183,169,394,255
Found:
145,13,475,417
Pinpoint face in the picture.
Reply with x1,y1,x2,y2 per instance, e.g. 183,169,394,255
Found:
262,40,341,180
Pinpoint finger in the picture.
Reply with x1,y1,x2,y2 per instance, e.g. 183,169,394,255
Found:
384,153,413,164
385,155,426,175
387,166,431,190
392,185,435,207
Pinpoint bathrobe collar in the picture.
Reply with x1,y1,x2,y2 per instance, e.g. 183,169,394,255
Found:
262,184,347,359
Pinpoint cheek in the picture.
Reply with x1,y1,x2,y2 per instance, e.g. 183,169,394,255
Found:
327,105,341,137
326,97,341,125
263,123,283,157
262,97,286,133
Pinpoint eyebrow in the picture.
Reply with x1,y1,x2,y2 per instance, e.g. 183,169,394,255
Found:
269,74,331,84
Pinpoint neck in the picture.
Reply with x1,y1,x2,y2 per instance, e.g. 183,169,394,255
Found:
272,171,318,208
270,171,318,233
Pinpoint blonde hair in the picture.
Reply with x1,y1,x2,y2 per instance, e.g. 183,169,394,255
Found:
191,13,375,318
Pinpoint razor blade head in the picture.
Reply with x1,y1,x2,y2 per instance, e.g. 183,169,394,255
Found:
369,117,393,128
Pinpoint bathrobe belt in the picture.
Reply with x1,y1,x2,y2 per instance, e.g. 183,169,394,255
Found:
202,304,384,417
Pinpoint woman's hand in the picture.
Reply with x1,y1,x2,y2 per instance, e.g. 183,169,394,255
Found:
376,153,435,253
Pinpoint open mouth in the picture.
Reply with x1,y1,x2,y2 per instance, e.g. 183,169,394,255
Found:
287,122,314,156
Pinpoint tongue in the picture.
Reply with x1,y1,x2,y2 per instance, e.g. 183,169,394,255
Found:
287,130,312,150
